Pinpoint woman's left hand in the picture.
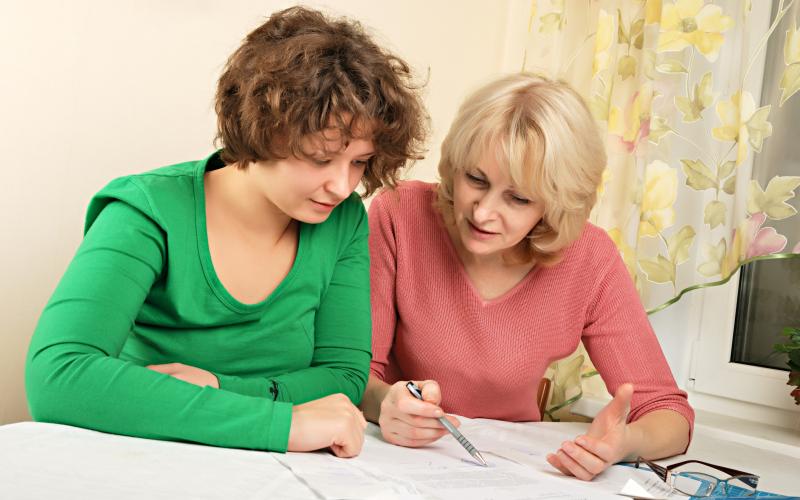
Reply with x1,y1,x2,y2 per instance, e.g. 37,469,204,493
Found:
146,362,220,389
546,383,635,481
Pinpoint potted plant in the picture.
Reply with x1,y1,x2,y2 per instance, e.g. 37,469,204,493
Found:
774,327,800,405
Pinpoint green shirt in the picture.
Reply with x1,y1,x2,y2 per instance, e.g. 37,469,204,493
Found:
25,152,372,452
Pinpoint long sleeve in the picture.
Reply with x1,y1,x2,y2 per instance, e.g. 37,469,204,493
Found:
26,200,293,451
217,198,372,405
581,235,695,436
366,192,398,381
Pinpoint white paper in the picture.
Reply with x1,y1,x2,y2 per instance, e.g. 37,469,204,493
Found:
1,419,680,499
276,421,623,500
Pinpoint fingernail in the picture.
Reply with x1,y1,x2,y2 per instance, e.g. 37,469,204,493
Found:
435,409,443,417
562,442,574,452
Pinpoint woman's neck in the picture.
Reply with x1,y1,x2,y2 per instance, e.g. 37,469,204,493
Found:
204,164,295,243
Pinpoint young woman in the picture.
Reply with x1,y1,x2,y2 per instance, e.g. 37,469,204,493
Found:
26,6,426,458
360,73,694,479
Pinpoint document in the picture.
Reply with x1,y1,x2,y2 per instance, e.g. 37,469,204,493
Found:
277,420,623,500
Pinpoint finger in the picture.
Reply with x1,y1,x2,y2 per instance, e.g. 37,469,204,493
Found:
392,410,449,430
560,440,607,476
332,427,363,458
444,414,461,428
146,364,174,374
575,435,616,463
357,410,368,429
416,380,442,405
555,449,595,481
608,383,633,419
395,394,444,419
390,418,453,441
386,429,448,448
546,453,572,476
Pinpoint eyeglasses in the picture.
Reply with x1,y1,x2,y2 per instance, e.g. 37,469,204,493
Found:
634,457,760,497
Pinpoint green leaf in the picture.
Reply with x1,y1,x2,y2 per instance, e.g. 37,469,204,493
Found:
540,13,562,34
779,63,800,106
747,176,800,219
704,200,726,229
675,96,701,122
656,59,687,74
667,225,696,264
675,73,714,122
746,105,773,152
617,10,629,44
631,19,645,50
785,19,800,65
718,160,736,181
723,175,737,195
618,55,637,80
681,159,717,190
638,254,675,283
697,239,726,277
648,116,672,144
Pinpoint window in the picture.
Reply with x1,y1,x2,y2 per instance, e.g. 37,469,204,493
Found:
691,2,799,414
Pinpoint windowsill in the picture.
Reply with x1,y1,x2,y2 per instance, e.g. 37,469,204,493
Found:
571,395,800,459
692,408,800,458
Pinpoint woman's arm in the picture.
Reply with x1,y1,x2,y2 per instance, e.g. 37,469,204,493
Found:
26,199,294,451
358,191,457,446
361,375,392,423
547,232,693,479
547,384,690,480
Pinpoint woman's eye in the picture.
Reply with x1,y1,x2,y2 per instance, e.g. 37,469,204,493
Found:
510,194,531,205
466,173,487,185
353,159,370,168
313,158,332,166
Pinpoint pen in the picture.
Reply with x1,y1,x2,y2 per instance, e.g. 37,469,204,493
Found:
405,381,488,466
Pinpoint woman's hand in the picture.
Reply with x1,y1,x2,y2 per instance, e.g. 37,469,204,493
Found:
146,362,220,388
288,393,368,458
546,383,635,481
378,380,459,447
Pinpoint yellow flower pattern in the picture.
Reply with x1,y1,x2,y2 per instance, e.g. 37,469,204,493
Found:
639,161,677,237
712,91,773,165
523,0,800,419
609,82,653,152
657,0,734,62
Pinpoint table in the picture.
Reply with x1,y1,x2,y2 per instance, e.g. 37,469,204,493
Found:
1,419,797,499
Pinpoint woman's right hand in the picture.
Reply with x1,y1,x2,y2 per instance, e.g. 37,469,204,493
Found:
287,393,368,458
378,380,460,447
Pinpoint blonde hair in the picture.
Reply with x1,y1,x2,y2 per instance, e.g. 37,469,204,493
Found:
436,73,606,266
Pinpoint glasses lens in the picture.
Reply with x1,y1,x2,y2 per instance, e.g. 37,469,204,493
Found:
673,472,718,497
726,475,759,496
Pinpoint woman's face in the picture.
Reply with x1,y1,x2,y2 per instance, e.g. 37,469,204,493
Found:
250,128,374,224
451,149,544,260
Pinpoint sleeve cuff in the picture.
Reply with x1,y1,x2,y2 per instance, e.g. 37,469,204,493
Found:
264,400,294,452
215,372,270,398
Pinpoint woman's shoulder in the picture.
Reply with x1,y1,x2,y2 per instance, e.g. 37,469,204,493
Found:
85,158,202,234
369,180,438,218
560,222,621,269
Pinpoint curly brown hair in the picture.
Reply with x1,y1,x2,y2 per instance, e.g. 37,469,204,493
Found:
215,6,428,196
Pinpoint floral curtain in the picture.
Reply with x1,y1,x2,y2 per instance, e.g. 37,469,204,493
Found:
524,0,800,420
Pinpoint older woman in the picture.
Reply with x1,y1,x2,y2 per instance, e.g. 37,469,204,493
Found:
26,7,426,457
360,73,693,479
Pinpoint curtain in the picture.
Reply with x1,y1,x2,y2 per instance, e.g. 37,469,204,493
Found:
524,0,800,420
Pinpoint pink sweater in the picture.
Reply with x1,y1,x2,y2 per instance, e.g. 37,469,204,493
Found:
369,181,694,430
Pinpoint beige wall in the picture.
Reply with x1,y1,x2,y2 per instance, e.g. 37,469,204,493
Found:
0,1,528,424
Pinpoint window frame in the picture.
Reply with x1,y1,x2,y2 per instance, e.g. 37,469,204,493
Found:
690,271,798,412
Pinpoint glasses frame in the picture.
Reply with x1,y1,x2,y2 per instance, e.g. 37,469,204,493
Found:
635,457,760,497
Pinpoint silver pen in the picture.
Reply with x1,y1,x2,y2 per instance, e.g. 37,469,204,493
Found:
405,381,488,466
